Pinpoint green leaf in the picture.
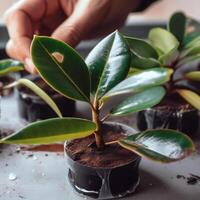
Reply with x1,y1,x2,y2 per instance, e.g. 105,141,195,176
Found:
174,80,200,95
168,12,186,45
184,18,200,45
185,71,200,81
110,86,165,116
149,28,179,54
31,36,90,102
0,59,24,76
86,31,131,98
130,51,160,69
4,78,62,117
125,36,158,58
176,54,200,67
104,68,172,99
0,118,96,144
118,129,195,163
177,89,200,111
159,45,179,66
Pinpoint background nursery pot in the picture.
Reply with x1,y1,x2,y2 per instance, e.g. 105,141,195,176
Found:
17,75,75,122
64,122,141,199
137,94,199,135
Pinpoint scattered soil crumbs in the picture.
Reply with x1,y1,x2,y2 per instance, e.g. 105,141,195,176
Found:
176,174,200,185
66,127,138,168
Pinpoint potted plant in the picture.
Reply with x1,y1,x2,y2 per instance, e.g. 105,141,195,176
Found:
0,31,195,199
125,12,200,134
0,60,75,121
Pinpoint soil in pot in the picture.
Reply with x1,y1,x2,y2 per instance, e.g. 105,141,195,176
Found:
137,93,199,135
65,122,141,199
0,76,15,96
17,75,75,122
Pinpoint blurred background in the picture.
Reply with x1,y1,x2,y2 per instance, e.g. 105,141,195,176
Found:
0,0,200,23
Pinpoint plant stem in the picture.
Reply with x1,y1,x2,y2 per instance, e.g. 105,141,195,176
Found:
92,99,104,149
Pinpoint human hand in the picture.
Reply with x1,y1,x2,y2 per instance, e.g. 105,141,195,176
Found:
5,0,140,73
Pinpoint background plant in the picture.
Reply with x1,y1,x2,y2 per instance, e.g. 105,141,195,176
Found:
0,26,195,163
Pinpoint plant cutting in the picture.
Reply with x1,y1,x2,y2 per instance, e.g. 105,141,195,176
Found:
125,12,200,134
0,30,195,199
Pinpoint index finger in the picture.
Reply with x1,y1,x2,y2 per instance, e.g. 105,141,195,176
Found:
5,0,47,60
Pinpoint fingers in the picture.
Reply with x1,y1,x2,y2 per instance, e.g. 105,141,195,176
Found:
51,0,111,46
5,0,47,73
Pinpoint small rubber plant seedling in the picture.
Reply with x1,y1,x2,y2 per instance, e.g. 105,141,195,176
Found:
126,12,200,111
0,30,195,163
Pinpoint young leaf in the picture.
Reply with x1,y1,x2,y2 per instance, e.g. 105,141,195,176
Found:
4,78,62,118
110,86,165,116
177,89,200,111
130,51,160,69
125,37,158,59
118,129,195,163
0,118,96,144
184,18,200,45
0,59,24,76
86,31,131,98
149,28,179,54
185,71,200,81
104,68,172,99
31,36,90,102
168,12,186,45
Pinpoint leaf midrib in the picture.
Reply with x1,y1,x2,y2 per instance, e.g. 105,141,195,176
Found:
37,39,90,102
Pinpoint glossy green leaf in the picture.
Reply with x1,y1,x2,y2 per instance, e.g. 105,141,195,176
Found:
4,78,62,117
110,86,165,116
0,59,24,76
118,129,195,163
168,12,186,45
125,37,158,58
130,51,160,69
31,36,90,102
149,28,179,54
86,31,131,98
104,68,172,99
184,18,200,45
181,44,200,57
177,89,200,111
0,118,96,144
176,54,200,68
185,71,200,81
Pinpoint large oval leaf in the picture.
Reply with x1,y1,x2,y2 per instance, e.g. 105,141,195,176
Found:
177,89,200,111
0,59,24,76
86,31,131,98
118,129,195,163
110,86,165,116
104,68,172,99
31,36,90,102
168,12,186,45
185,71,200,81
149,28,179,54
0,118,96,144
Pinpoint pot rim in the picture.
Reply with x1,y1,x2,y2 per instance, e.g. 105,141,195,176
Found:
64,121,141,170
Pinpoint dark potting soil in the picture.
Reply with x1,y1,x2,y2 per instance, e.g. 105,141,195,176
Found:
176,174,200,185
66,131,137,168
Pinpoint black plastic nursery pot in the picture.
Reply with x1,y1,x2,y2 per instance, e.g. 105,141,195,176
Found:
64,122,141,199
17,75,75,122
137,94,199,135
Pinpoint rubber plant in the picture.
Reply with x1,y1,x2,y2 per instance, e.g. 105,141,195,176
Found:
0,30,195,163
126,11,200,111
